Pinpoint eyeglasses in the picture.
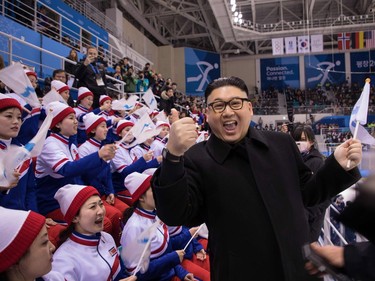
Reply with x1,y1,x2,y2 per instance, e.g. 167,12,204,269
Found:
208,97,249,113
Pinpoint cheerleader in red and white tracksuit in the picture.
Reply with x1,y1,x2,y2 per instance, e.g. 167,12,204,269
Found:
97,95,121,144
35,102,116,222
45,184,135,281
121,172,196,281
110,120,160,205
150,121,170,158
0,94,37,212
74,87,101,145
78,112,128,245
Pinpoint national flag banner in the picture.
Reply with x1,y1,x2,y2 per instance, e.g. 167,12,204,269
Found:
121,219,160,275
111,95,139,111
285,37,297,54
365,30,375,49
298,36,310,53
310,34,323,52
154,110,169,123
118,113,161,148
142,88,158,110
0,63,40,108
337,33,351,50
349,78,375,145
351,31,364,49
42,88,67,106
272,38,284,55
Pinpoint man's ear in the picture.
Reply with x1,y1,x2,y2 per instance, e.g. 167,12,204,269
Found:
72,216,79,223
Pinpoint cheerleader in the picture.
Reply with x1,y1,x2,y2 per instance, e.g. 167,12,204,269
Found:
48,184,136,281
111,120,160,205
0,94,37,211
74,87,103,145
150,121,170,158
50,80,70,104
121,172,194,281
0,207,60,281
79,112,129,245
98,95,121,144
35,101,116,222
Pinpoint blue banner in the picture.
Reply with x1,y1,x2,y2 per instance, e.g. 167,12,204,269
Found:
185,48,220,96
38,0,108,43
260,57,299,91
350,51,375,86
305,54,345,89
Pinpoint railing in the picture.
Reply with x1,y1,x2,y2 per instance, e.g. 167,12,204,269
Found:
233,13,375,33
0,30,126,97
62,0,124,43
0,0,149,72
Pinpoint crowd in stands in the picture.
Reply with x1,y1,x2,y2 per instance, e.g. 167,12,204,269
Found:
1,3,373,280
0,49,211,280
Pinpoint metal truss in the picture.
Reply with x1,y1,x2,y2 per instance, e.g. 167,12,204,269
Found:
86,0,375,56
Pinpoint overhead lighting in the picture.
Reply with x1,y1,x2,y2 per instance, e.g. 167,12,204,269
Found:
234,11,239,17
234,16,239,23
239,13,242,19
231,4,236,12
239,19,243,24
230,0,236,5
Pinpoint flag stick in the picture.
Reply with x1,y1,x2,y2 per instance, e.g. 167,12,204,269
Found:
346,120,360,169
183,224,203,252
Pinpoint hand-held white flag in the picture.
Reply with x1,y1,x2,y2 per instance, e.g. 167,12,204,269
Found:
118,113,161,148
142,88,158,111
0,110,53,186
0,63,40,107
42,88,67,106
121,219,160,276
347,78,375,168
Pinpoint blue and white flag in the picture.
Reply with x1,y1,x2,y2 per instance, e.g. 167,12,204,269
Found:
121,219,160,275
0,110,53,186
0,63,40,108
118,113,161,148
142,88,158,111
111,95,139,111
349,78,375,145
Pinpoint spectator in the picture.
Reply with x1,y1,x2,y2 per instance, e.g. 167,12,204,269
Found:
75,46,107,109
159,86,175,115
64,49,78,76
151,76,362,281
135,71,149,92
292,124,329,242
124,67,137,93
143,63,154,86
113,65,123,81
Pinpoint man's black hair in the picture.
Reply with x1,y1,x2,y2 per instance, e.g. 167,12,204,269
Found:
204,76,249,102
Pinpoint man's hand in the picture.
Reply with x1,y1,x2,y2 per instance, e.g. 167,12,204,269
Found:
166,117,198,156
84,54,96,66
305,243,344,276
334,139,362,170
